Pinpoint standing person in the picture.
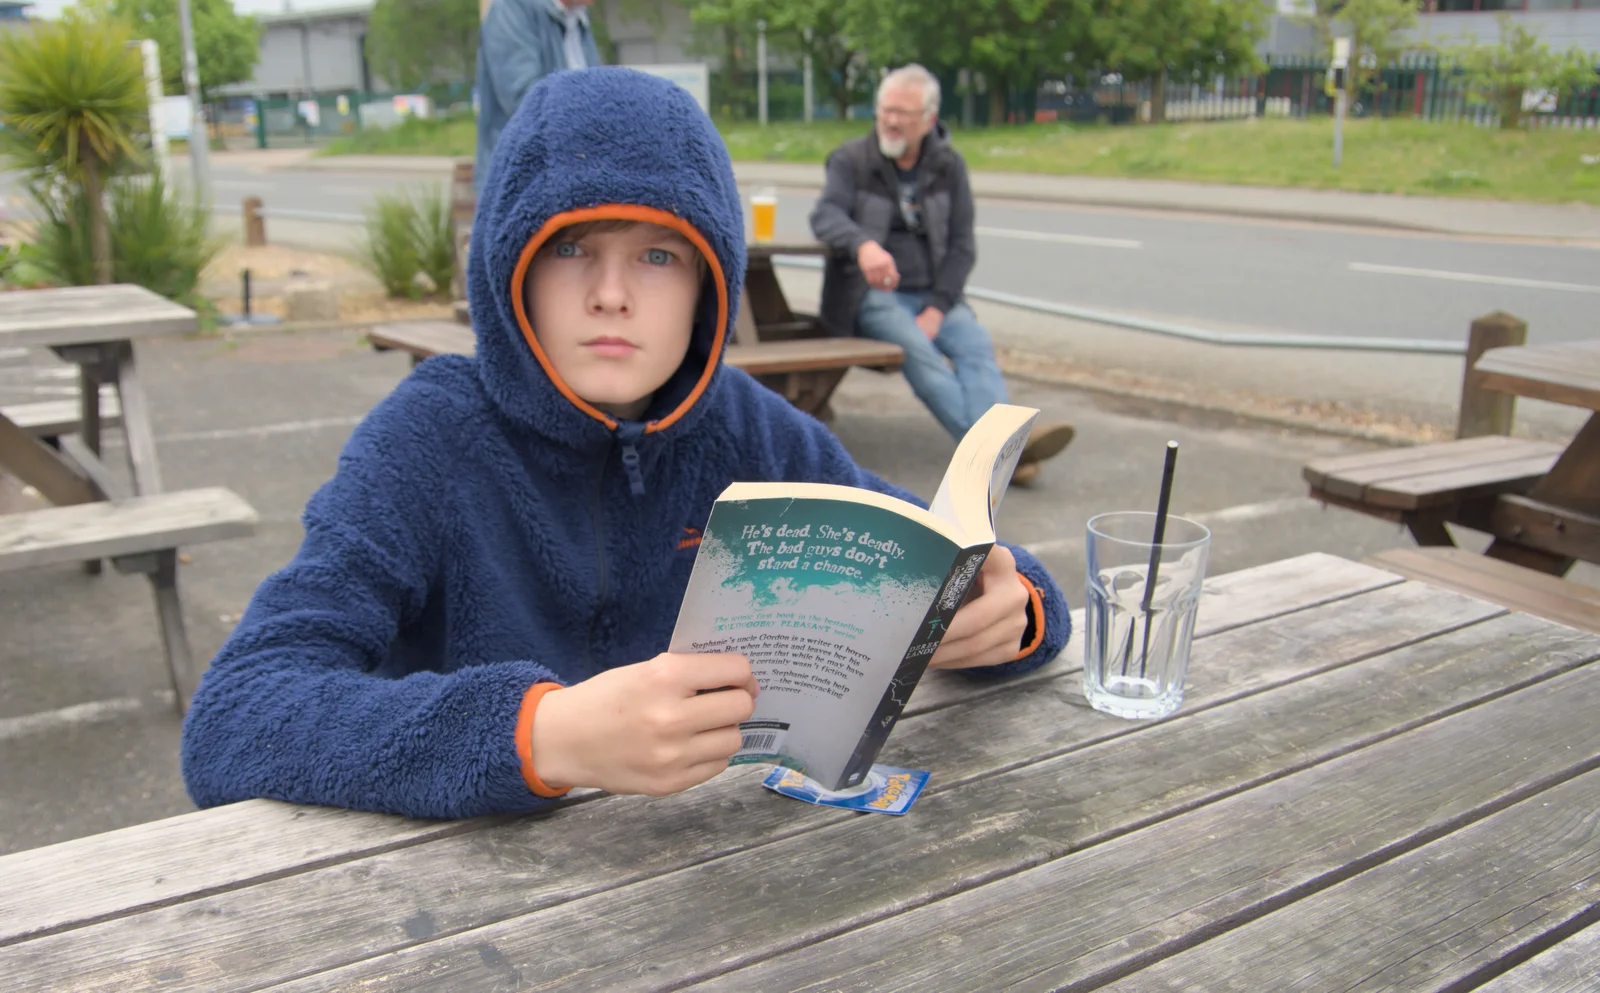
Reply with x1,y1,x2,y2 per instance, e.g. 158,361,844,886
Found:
474,0,602,194
810,64,1074,485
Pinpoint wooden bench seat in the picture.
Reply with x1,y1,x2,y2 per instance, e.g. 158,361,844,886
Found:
1303,436,1563,546
369,320,905,418
2,394,123,441
1366,546,1600,635
0,487,260,711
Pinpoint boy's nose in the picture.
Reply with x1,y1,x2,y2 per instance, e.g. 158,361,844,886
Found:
588,257,631,315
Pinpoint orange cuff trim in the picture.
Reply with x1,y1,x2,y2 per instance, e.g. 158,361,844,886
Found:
1014,574,1046,661
508,204,731,435
515,682,572,798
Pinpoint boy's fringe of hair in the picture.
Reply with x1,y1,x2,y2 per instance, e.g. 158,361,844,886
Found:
548,218,709,279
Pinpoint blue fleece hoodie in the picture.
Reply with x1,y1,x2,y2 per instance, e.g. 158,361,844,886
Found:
180,68,1071,820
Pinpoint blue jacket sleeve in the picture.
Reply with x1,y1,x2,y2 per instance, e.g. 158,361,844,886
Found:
180,380,562,819
480,0,554,120
735,382,1072,675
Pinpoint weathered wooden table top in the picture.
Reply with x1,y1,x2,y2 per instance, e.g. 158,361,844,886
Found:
3,551,1597,992
0,284,197,349
1474,338,1600,412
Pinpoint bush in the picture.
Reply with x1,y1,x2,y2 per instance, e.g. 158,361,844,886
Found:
359,183,454,299
23,174,224,309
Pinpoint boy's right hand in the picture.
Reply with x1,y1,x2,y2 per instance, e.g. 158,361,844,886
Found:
857,241,899,291
529,653,758,797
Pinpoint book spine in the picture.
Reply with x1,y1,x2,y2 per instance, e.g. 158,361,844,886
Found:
832,543,994,791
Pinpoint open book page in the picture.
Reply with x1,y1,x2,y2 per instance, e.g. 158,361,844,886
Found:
669,490,965,789
928,404,1040,542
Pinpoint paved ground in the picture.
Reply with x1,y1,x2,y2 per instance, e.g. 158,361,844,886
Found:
4,326,1592,856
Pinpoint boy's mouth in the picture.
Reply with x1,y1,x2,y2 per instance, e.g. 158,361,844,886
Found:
583,335,640,358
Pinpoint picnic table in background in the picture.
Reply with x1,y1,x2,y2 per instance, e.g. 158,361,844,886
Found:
0,285,257,711
373,241,903,421
1470,337,1600,572
4,551,1597,990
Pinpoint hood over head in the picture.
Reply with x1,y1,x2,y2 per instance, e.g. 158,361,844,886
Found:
468,67,746,448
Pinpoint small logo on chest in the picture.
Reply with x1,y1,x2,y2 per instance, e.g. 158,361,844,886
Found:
677,527,702,551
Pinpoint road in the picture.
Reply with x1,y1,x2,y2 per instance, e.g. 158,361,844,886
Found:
181,157,1600,348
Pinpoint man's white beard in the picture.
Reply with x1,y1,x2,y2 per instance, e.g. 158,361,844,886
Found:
878,134,908,159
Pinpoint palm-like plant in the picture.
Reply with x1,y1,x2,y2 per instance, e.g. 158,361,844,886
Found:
0,13,149,284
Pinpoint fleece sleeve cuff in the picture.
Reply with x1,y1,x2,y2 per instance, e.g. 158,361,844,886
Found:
515,682,573,798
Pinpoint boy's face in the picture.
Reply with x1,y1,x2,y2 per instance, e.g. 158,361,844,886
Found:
527,222,702,422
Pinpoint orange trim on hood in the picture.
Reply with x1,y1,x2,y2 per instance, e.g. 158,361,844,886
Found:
508,204,730,434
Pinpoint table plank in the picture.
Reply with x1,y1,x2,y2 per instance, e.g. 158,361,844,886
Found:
1474,922,1600,993
1099,768,1600,992
235,604,1588,993
686,658,1600,993
1,581,1508,992
0,285,197,349
0,802,505,947
1475,339,1600,411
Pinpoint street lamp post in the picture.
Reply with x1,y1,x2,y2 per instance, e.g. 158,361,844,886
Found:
757,19,768,127
176,0,210,195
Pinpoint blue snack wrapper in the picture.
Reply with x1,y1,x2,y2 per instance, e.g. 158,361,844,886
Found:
762,764,930,815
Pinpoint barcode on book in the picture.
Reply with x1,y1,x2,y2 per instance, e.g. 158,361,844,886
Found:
734,720,789,758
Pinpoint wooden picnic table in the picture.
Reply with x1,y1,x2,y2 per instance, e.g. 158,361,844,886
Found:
4,551,1597,991
1472,337,1600,572
0,284,196,506
0,285,257,711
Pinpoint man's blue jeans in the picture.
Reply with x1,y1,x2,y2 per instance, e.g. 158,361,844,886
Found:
855,290,1009,440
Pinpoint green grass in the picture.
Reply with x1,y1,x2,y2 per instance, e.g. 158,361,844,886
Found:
321,114,1600,205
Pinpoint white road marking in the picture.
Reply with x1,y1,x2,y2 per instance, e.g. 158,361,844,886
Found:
0,695,173,741
1350,262,1600,294
977,226,1141,250
319,184,382,196
1021,496,1314,557
211,178,275,191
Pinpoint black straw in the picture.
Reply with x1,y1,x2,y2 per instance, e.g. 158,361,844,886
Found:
1121,441,1180,680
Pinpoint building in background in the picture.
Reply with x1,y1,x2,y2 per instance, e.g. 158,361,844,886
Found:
213,2,384,100
1413,1,1600,56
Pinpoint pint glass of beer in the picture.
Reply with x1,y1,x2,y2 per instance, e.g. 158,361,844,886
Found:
750,188,778,243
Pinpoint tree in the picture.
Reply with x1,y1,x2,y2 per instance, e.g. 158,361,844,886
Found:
366,0,478,92
1090,0,1265,122
1446,14,1599,129
0,12,148,284
105,0,260,100
847,0,1092,125
690,0,872,122
1305,0,1416,95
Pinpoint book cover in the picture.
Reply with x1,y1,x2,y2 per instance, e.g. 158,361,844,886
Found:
669,403,1041,791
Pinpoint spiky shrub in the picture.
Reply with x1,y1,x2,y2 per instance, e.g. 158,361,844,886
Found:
26,174,224,310
0,12,148,284
361,190,424,299
411,184,456,298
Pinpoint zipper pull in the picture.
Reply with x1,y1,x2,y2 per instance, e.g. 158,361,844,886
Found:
618,423,646,497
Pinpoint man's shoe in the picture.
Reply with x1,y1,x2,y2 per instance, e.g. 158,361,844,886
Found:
1021,422,1075,465
1009,460,1041,486
1008,423,1074,487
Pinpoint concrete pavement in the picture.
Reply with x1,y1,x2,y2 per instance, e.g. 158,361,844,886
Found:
268,150,1600,242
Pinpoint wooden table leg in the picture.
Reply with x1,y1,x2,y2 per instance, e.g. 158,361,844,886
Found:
1484,412,1598,575
0,412,98,506
110,341,164,495
79,360,106,574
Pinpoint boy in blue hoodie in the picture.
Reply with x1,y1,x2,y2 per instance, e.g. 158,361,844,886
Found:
180,68,1071,819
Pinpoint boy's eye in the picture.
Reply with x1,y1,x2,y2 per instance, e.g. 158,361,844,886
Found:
644,247,676,266
554,242,579,257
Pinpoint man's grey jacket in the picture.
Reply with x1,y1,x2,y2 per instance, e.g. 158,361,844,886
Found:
474,0,602,193
809,122,977,336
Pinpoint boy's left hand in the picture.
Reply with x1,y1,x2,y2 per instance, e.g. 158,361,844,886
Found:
929,545,1030,670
